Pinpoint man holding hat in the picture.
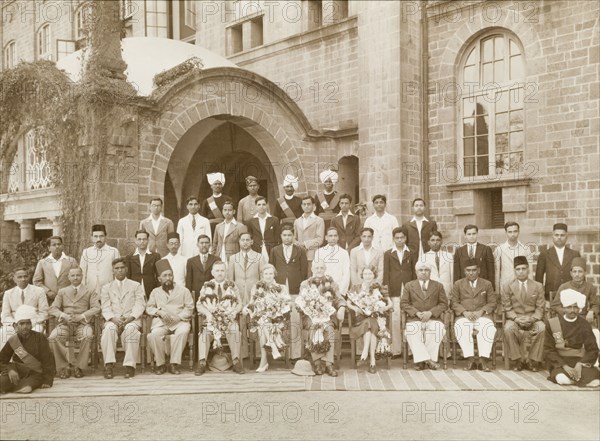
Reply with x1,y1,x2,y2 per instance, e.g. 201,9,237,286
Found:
314,168,341,231
544,289,599,387
80,224,120,295
146,260,194,375
161,232,187,288
535,223,581,300
100,258,146,379
0,267,48,350
200,172,233,235
0,305,55,394
275,175,303,225
501,256,546,371
48,267,100,379
451,259,497,372
237,176,261,223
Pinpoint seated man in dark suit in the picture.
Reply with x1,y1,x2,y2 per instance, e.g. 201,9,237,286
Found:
453,224,495,291
185,235,221,297
330,193,361,251
126,230,160,299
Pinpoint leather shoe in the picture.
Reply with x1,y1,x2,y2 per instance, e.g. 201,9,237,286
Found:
479,358,491,372
104,364,113,379
512,360,524,371
325,364,338,377
368,365,376,374
425,360,440,370
195,363,206,376
414,362,425,371
155,364,167,375
124,366,135,379
314,360,323,376
232,359,245,374
169,364,181,375
60,367,71,379
527,360,539,372
464,358,477,371
73,368,84,378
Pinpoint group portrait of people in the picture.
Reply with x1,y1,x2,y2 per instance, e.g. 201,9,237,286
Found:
1,169,598,394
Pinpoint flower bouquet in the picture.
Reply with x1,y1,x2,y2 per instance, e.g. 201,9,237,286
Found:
199,281,239,350
243,281,291,359
296,281,336,354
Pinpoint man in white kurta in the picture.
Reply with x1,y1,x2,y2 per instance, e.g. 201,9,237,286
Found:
146,260,194,375
177,196,211,258
80,224,120,295
0,268,49,349
314,227,350,296
100,258,146,379
364,195,399,252
161,232,187,288
494,221,533,298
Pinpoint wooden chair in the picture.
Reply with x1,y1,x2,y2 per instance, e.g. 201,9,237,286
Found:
348,310,392,369
247,313,291,369
400,310,449,370
449,310,499,369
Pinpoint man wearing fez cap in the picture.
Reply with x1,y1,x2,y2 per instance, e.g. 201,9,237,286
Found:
200,172,233,235
544,289,599,387
275,175,303,225
161,232,187,289
0,305,55,394
501,256,546,371
80,224,120,295
535,223,581,300
237,176,261,223
146,259,194,375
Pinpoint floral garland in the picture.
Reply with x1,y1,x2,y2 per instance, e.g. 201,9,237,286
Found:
198,280,238,350
296,276,337,353
243,281,291,359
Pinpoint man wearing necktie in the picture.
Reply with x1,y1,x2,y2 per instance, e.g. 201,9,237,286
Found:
176,196,211,258
185,235,220,296
422,231,453,297
453,225,495,291
501,256,546,372
451,259,497,372
0,268,48,350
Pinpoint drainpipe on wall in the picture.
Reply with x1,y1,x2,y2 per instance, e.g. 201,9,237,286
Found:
420,2,430,206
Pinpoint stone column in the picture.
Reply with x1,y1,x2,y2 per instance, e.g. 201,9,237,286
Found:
18,219,35,241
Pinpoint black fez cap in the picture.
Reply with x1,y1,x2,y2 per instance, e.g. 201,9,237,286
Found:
513,256,529,267
92,224,106,234
553,223,568,232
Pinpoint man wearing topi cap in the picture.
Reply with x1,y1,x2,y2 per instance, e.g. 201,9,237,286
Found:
0,305,55,394
501,256,546,372
237,176,261,223
535,223,581,300
146,260,194,375
80,224,120,295
275,175,303,225
314,168,341,231
200,172,233,235
544,289,599,387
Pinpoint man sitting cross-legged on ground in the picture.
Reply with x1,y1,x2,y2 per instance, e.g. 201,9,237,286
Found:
146,260,194,375
544,289,600,387
0,305,55,394
48,267,100,379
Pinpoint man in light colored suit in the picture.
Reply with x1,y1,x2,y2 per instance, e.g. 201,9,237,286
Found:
212,200,248,264
146,260,194,375
314,227,350,296
80,224,120,295
100,258,146,379
177,196,211,258
350,227,384,286
0,267,49,349
422,231,453,297
494,222,533,298
293,196,325,269
330,194,361,251
33,236,79,303
48,267,100,378
139,197,175,258
161,232,187,288
502,256,546,372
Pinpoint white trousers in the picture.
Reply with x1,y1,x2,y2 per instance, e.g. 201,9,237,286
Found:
147,321,191,366
101,322,140,368
405,320,445,363
454,316,496,358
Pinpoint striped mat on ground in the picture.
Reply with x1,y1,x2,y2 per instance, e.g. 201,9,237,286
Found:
3,368,598,399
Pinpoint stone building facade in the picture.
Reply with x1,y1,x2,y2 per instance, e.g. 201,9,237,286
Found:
0,0,598,284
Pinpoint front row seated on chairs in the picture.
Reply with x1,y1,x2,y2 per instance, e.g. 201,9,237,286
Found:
501,256,546,372
146,260,194,375
545,289,600,387
0,305,55,394
451,259,497,372
48,267,100,379
195,261,244,376
401,261,448,371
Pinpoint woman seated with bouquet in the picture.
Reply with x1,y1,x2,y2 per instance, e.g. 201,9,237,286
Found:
295,260,346,377
347,266,393,373
244,264,292,372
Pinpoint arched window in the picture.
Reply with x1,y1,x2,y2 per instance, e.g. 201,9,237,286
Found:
37,23,51,59
459,32,525,178
4,41,17,69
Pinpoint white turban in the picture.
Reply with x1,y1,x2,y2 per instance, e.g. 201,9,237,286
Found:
283,174,299,190
207,173,225,185
319,169,338,184
560,289,586,309
14,304,37,323
415,261,433,271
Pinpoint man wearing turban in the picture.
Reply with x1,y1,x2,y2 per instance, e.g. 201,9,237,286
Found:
275,174,303,225
314,168,341,231
200,172,233,235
